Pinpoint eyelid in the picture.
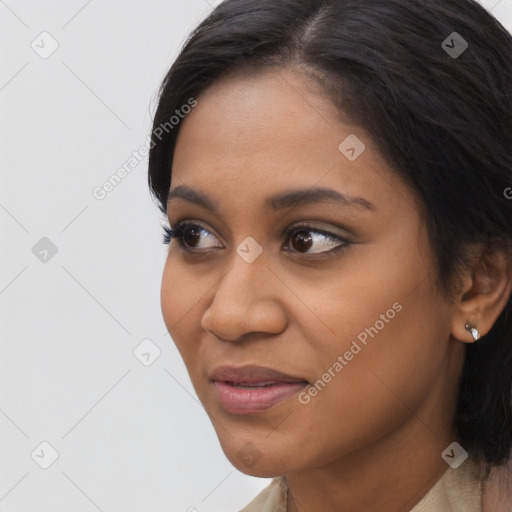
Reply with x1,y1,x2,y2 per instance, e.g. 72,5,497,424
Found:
174,219,224,242
167,219,351,257
171,220,348,242
283,221,351,240
282,223,351,257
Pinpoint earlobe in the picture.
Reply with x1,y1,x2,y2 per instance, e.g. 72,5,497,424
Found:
452,317,482,344
450,241,512,344
464,321,480,341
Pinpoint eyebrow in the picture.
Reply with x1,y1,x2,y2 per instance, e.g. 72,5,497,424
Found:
166,185,376,213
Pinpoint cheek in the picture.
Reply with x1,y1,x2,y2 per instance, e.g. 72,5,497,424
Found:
290,251,451,437
315,228,445,371
160,258,203,365
160,260,179,331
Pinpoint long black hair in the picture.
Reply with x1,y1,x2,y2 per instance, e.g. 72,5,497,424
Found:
147,0,512,471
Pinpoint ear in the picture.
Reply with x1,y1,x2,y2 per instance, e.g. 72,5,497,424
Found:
451,241,512,344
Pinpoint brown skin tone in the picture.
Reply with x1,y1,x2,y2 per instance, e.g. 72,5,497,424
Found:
160,67,512,512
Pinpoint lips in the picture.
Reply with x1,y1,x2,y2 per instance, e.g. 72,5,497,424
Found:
210,365,309,414
209,364,309,385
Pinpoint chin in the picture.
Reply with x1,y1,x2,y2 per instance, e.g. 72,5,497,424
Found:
218,438,295,477
230,456,288,478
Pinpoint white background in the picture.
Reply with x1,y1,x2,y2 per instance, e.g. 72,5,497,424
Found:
1,1,511,511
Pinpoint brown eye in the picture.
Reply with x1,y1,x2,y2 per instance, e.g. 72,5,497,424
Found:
182,226,202,248
284,225,350,256
290,230,313,253
166,221,222,251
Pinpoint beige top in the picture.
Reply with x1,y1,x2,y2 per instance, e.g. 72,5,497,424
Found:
239,458,483,512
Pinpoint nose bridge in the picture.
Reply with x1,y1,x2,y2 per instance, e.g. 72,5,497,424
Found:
201,246,287,340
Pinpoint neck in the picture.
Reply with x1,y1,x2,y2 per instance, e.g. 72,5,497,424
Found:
285,400,458,512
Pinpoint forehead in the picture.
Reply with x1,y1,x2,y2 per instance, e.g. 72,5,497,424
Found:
174,67,350,165
170,67,417,221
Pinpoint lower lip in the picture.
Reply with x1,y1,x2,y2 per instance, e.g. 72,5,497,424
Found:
212,381,308,414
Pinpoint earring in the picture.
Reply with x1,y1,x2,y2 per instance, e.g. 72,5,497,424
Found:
465,321,480,341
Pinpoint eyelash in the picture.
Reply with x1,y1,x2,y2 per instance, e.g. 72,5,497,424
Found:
162,221,351,258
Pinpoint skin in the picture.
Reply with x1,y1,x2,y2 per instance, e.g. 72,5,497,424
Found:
160,67,512,512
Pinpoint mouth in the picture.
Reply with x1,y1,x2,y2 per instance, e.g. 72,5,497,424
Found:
209,365,309,414
224,380,294,388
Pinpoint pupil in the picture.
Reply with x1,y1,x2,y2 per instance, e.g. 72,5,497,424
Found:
184,227,200,247
293,230,312,252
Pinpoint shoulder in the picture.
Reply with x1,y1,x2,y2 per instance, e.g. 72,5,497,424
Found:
238,476,287,512
481,452,512,512
412,453,512,512
410,457,482,511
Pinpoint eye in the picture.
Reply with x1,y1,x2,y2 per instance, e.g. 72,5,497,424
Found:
283,223,350,256
162,221,351,257
162,221,221,250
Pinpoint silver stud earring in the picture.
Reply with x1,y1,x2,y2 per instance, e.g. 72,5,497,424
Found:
465,321,480,341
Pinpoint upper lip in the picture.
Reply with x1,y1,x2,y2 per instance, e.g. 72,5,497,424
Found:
210,365,308,384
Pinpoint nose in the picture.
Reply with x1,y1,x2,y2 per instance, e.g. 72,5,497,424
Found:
200,252,288,342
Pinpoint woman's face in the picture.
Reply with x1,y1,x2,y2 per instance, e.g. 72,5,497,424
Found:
161,67,462,476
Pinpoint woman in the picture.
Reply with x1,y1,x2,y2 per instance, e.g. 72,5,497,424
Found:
147,0,512,510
